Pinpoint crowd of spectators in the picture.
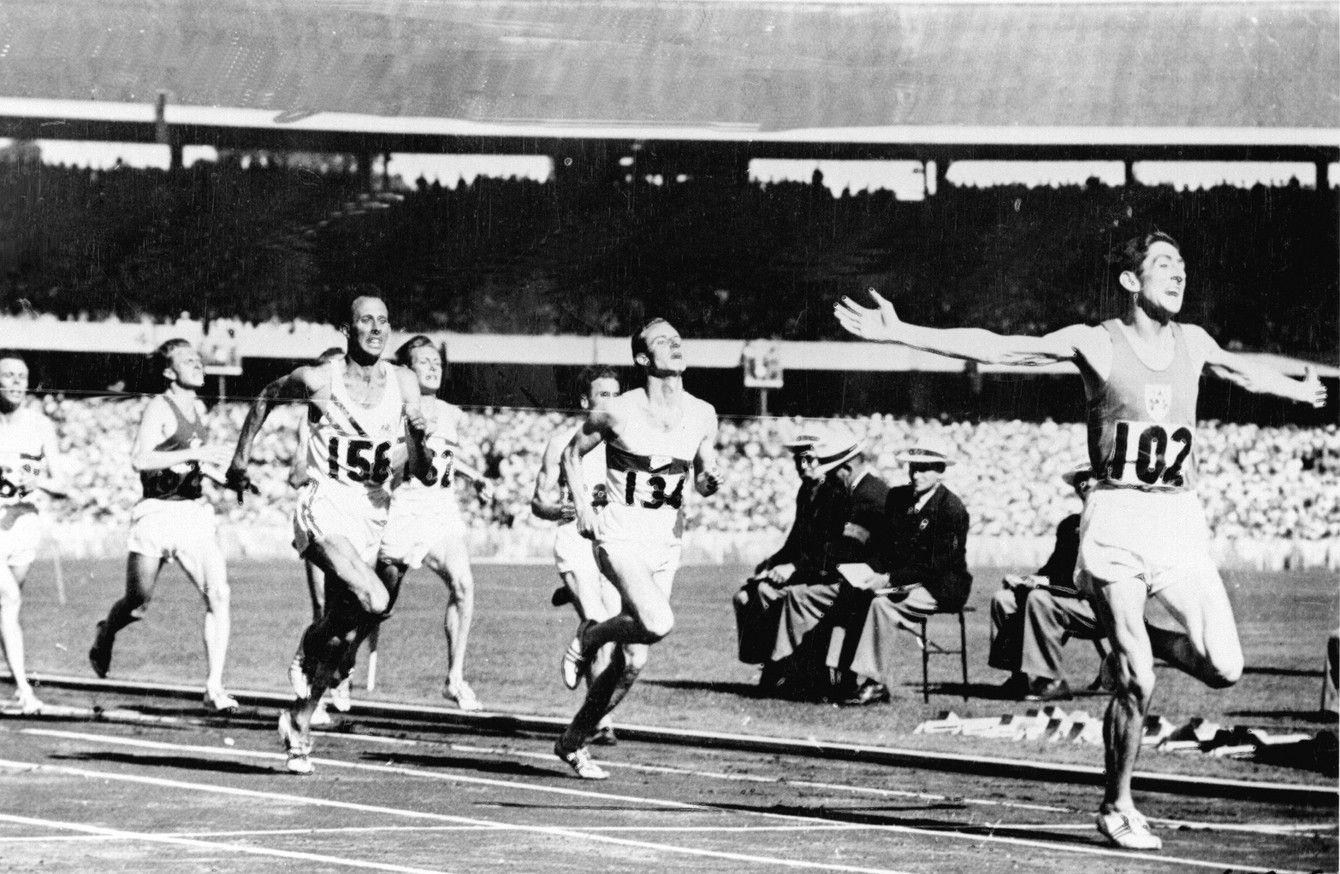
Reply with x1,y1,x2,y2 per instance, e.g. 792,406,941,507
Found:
2,156,1335,360
32,395,1340,543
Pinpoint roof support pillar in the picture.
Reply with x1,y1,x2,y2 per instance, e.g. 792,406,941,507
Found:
1317,161,1330,192
1123,159,1135,187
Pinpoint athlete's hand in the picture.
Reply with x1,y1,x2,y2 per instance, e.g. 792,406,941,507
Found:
696,466,722,497
575,505,603,541
404,404,428,437
1299,366,1328,409
556,502,578,523
225,465,254,505
835,288,903,343
195,445,233,468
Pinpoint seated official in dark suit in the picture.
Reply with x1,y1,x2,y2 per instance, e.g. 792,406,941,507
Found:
826,436,971,704
989,464,1102,702
766,426,889,696
733,433,823,671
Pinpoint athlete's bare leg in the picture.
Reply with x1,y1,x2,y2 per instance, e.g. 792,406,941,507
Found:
0,562,37,705
425,532,474,693
90,553,164,673
304,560,325,622
559,569,617,682
559,643,648,749
1147,574,1243,689
1090,579,1157,818
579,546,674,650
290,536,396,734
177,544,231,695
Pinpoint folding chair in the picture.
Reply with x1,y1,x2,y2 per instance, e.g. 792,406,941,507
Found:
910,607,973,703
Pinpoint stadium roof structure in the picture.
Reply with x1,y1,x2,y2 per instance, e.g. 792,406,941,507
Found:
0,0,1336,163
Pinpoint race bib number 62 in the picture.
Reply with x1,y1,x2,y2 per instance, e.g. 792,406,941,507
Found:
1107,420,1194,488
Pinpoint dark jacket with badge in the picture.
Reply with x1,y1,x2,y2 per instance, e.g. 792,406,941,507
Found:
827,469,890,572
878,483,972,612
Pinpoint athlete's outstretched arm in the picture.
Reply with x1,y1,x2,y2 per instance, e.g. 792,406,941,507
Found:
532,432,576,522
562,409,614,539
1192,326,1328,407
226,366,319,501
693,414,722,497
835,290,1092,367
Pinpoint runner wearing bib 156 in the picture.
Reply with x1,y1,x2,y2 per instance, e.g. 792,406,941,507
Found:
227,293,431,776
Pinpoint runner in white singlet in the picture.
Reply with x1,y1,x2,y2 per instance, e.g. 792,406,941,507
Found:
532,366,622,743
836,231,1327,850
227,294,430,775
552,320,722,780
88,339,237,711
0,350,65,714
382,335,493,711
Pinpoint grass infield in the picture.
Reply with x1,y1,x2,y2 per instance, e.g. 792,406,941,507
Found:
15,556,1337,786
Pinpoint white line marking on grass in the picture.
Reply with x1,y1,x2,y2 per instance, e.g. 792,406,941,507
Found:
11,730,1320,874
0,753,911,874
0,814,450,874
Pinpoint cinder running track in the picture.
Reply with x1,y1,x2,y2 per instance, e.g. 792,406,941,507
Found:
0,685,1333,873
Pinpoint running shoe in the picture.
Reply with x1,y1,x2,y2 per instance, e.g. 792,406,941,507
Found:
288,648,311,699
443,679,483,712
1096,809,1161,850
329,677,352,713
561,619,595,690
309,699,334,728
554,740,608,781
203,687,239,712
14,689,43,715
88,620,112,679
277,711,314,775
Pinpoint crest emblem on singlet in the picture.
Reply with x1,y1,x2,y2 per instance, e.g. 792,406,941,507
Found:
1145,384,1172,422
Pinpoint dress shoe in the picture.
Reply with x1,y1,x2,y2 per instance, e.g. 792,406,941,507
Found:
845,681,890,706
1024,677,1073,702
997,673,1029,699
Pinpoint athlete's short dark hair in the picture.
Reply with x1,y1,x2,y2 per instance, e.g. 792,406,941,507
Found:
0,349,26,367
1114,231,1180,278
151,338,193,383
332,285,386,327
630,318,671,366
575,365,620,403
312,346,344,365
395,334,439,368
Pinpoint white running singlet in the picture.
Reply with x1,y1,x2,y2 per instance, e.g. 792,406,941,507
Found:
305,360,406,500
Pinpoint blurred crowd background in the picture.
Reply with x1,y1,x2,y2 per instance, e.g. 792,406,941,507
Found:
33,394,1340,543
1,156,1334,361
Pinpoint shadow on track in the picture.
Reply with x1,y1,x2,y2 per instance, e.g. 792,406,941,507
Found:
51,750,276,776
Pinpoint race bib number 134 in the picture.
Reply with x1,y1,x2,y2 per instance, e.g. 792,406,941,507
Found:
1108,420,1194,488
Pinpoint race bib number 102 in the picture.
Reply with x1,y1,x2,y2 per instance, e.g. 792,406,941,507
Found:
1107,420,1194,488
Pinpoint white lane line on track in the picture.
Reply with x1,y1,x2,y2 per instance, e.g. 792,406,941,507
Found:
0,754,914,874
14,728,1320,873
0,814,450,874
445,741,1332,838
0,823,864,844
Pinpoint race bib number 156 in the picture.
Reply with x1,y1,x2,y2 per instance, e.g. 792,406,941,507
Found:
1108,420,1194,488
